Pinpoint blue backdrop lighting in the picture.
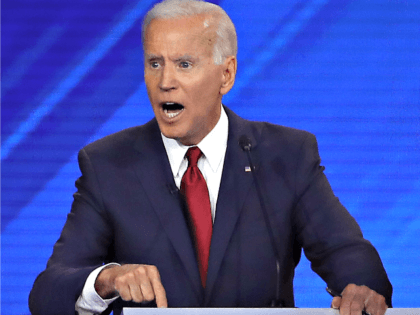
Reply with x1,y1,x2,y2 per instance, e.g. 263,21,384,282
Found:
2,0,420,314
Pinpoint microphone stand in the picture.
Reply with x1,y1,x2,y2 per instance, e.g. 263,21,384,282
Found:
239,136,283,307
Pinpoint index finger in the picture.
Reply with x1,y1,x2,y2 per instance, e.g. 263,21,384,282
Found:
150,274,168,308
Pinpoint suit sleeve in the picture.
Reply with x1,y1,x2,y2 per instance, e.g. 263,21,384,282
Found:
292,133,393,307
29,148,114,315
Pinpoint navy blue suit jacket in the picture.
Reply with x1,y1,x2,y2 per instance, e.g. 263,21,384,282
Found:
29,107,392,315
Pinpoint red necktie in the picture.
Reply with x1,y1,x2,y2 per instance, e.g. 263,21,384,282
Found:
181,147,213,287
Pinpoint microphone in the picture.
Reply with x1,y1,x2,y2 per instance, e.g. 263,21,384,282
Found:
239,135,283,307
238,135,252,151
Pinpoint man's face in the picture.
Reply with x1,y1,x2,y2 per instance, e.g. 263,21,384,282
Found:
144,15,231,146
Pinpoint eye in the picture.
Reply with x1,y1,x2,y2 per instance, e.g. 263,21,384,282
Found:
179,61,191,69
150,61,160,69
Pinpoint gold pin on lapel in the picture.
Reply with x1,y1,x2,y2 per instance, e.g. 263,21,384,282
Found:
245,166,252,172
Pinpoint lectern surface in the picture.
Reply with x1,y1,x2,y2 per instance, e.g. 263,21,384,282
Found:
122,308,420,315
122,309,338,315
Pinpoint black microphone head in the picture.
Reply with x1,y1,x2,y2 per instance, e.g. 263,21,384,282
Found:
239,135,252,151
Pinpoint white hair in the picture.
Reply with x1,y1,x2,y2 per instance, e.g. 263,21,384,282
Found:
142,0,237,65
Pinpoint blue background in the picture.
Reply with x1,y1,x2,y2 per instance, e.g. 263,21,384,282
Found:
2,0,420,313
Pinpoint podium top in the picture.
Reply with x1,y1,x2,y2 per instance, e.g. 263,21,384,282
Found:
122,308,420,315
122,309,338,315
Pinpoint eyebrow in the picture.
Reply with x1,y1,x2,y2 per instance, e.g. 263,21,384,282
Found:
174,54,196,61
144,54,198,62
145,54,163,61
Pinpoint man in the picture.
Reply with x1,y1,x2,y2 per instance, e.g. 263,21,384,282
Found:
29,1,392,314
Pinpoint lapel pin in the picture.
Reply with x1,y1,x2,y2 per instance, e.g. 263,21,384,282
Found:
245,166,251,172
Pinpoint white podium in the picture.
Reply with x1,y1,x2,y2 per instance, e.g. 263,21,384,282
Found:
122,309,337,315
122,308,420,315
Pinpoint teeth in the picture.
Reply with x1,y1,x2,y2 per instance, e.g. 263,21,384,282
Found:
164,108,184,118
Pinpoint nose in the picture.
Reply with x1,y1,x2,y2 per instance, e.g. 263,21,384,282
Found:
159,65,177,91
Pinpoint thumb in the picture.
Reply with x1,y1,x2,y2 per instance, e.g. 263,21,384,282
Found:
331,296,341,309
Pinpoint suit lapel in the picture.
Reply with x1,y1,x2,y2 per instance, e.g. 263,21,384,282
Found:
132,120,203,300
204,108,260,304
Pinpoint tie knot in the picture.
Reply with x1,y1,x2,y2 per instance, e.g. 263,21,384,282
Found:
186,147,203,166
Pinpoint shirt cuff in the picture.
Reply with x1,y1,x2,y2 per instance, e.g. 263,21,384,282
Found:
75,263,121,315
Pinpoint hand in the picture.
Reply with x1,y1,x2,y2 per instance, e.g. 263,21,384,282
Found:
94,264,168,307
331,284,387,315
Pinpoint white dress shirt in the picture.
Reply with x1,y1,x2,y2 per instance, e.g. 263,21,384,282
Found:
75,106,229,314
161,106,228,221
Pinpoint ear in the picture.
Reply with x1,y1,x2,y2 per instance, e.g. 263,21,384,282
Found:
220,56,237,95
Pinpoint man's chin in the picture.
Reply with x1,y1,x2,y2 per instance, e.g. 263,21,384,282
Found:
162,132,197,146
160,129,183,142
158,125,198,146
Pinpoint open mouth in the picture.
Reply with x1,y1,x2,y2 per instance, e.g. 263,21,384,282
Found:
162,102,184,118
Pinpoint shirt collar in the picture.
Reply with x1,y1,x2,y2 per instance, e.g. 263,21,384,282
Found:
161,105,229,177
